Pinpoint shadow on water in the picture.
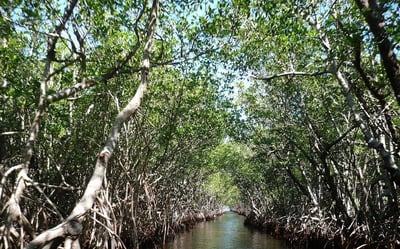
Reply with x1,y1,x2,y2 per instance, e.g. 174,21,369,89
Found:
165,211,288,249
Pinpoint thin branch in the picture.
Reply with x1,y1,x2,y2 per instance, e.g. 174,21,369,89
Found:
252,70,329,81
101,42,142,81
0,131,24,136
30,183,64,220
151,47,218,67
46,57,79,80
28,182,82,191
325,125,358,151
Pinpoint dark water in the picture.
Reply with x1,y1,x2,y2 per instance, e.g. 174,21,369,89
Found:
165,211,287,249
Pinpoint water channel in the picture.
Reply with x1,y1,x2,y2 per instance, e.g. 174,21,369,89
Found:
165,211,288,249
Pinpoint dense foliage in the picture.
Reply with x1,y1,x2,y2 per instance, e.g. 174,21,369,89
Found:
220,0,400,248
1,0,400,248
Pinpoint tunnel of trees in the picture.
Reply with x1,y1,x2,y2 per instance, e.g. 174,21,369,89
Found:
1,0,400,248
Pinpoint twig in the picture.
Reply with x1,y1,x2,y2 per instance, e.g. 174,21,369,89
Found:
252,70,329,81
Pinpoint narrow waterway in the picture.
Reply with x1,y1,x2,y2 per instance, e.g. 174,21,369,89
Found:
165,211,288,249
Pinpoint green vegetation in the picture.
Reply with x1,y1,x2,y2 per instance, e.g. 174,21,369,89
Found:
1,0,400,248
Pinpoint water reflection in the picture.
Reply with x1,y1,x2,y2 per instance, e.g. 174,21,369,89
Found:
165,211,287,249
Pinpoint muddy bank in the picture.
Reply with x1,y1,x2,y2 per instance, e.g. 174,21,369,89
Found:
230,207,249,216
241,213,338,249
138,208,226,249
231,209,396,249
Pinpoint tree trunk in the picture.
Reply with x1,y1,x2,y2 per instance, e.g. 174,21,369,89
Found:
24,1,159,248
354,0,400,105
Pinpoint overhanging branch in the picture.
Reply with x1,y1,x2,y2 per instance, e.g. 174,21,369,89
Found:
24,1,160,248
252,70,329,81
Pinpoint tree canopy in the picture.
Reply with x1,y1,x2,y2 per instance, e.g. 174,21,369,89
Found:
1,0,400,248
